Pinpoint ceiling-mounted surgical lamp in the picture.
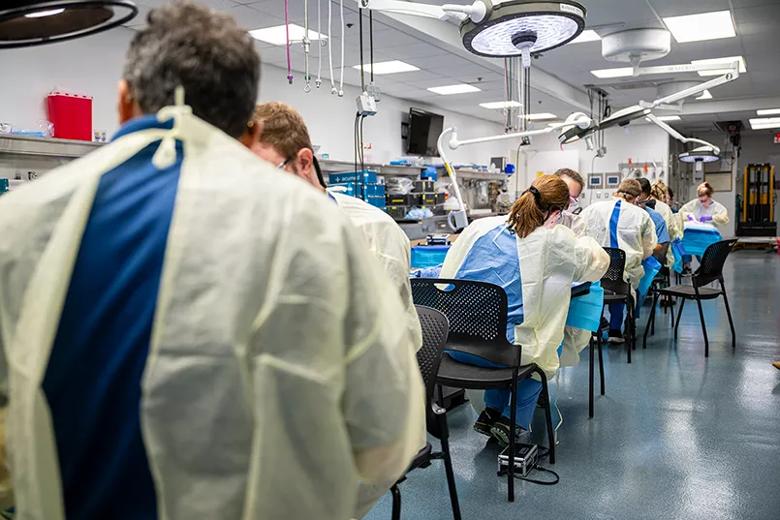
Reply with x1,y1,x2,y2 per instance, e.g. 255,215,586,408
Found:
645,113,720,173
438,112,593,230
0,1,137,49
561,60,740,145
358,0,586,60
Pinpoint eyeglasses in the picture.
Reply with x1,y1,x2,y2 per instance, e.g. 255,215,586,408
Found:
276,158,292,170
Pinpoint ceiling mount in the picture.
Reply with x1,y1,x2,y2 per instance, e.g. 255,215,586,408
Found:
0,1,137,49
601,28,671,74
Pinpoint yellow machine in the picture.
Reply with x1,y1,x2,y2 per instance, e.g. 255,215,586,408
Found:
739,163,776,236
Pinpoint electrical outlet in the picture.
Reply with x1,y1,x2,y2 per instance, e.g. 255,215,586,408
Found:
356,92,377,116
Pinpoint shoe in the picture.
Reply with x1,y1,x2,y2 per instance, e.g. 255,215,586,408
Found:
773,361,780,370
489,416,530,448
473,408,501,437
607,329,625,344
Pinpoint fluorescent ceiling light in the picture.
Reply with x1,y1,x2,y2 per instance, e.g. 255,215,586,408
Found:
662,10,736,43
427,84,481,95
479,101,522,110
590,67,633,79
691,56,746,77
250,24,326,46
749,117,780,130
570,30,601,44
520,113,557,120
352,60,419,75
655,115,681,121
757,108,780,116
25,8,65,18
696,90,712,100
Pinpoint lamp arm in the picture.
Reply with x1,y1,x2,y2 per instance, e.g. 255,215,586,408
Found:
646,114,720,155
358,0,487,22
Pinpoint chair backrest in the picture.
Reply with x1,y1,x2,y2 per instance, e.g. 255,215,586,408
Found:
414,305,450,439
414,305,449,406
693,238,738,287
411,278,518,367
600,247,630,294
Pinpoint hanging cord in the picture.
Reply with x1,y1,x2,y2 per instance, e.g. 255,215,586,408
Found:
338,0,345,96
316,0,322,88
284,0,293,84
369,11,374,85
303,0,311,92
327,0,336,94
358,3,365,91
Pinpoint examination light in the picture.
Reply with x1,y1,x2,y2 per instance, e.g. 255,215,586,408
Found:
678,146,720,164
0,1,137,49
359,0,586,58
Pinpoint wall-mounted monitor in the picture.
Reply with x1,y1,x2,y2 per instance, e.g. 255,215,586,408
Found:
407,108,444,156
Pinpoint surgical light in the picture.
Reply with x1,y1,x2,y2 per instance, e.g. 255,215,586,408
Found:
679,146,719,164
0,1,137,49
359,0,586,59
461,1,586,58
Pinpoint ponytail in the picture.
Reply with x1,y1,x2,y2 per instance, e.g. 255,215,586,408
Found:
507,176,569,238
507,188,547,238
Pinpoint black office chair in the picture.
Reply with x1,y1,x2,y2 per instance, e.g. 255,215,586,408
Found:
588,326,606,419
644,266,675,339
643,239,737,357
390,305,461,520
600,247,636,363
410,278,556,504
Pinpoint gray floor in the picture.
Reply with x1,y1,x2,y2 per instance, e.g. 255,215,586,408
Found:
366,250,780,520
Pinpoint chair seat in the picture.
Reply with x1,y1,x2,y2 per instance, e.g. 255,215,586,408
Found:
409,442,433,472
603,292,629,303
436,354,537,389
658,285,722,300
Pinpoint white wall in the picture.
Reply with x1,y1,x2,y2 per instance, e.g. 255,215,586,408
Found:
0,27,505,166
505,123,671,201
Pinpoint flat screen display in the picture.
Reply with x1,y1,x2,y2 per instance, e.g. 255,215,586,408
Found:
407,108,444,156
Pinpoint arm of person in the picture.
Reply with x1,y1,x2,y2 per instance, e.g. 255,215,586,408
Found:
339,222,425,511
571,233,610,283
653,218,671,254
711,205,730,225
641,215,658,260
679,200,697,222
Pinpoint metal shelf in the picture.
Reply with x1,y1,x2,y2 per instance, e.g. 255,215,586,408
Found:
0,135,101,158
319,159,422,177
442,168,507,181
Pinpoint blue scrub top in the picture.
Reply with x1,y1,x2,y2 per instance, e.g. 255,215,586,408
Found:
453,224,523,342
645,206,670,244
42,115,180,518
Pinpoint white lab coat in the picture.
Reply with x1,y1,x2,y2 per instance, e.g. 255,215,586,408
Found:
580,198,657,287
440,217,609,378
331,192,422,352
0,108,425,520
680,198,729,231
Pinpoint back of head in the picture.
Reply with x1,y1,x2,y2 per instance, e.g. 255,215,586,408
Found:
253,102,314,162
650,180,667,201
636,177,651,196
697,182,714,198
253,102,326,188
507,175,569,238
615,179,642,203
123,0,260,137
553,168,584,191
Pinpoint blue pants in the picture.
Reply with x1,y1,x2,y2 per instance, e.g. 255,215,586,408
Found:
446,351,543,429
609,303,625,331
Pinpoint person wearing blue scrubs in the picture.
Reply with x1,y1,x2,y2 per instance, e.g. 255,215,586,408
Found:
439,175,609,447
637,177,671,262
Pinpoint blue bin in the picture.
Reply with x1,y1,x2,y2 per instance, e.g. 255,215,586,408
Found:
681,227,721,257
566,282,604,332
411,245,450,269
328,170,379,185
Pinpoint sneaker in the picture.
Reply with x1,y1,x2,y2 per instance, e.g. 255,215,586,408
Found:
489,416,530,448
607,329,625,344
473,408,501,437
